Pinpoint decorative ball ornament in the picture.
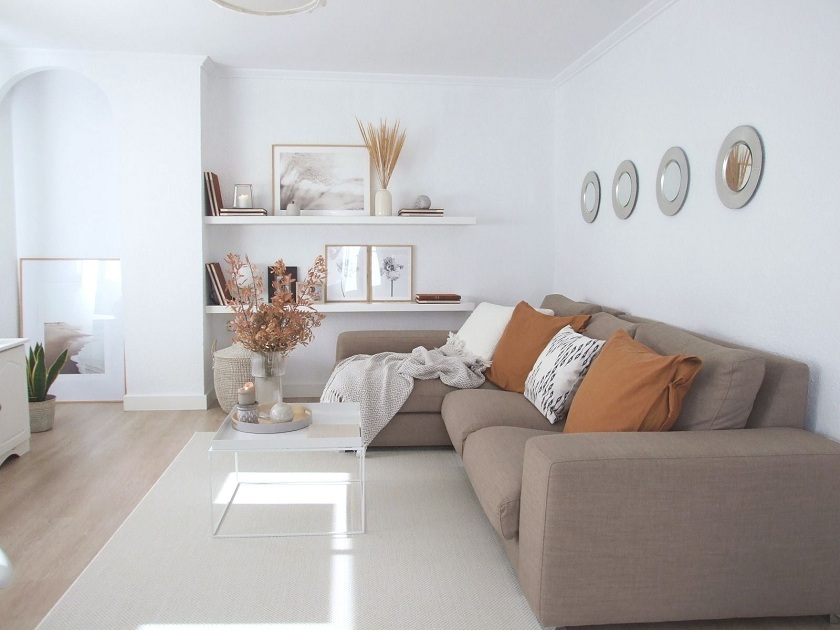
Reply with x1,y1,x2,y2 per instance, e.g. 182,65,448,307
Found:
270,402,294,422
413,195,432,209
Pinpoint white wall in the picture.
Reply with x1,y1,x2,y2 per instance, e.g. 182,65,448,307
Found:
203,69,554,395
11,70,118,258
0,51,206,410
554,0,840,439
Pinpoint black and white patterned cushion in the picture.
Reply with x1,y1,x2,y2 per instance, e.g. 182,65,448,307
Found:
524,326,605,424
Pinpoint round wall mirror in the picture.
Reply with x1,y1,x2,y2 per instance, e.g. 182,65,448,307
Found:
580,171,600,223
612,160,638,219
715,125,763,209
656,146,689,216
723,142,752,191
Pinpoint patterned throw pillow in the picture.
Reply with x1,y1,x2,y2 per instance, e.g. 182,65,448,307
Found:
524,326,605,424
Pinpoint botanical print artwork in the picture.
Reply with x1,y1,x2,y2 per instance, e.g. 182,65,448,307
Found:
325,245,369,302
370,246,412,302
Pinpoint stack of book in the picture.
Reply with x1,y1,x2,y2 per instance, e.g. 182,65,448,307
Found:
204,171,267,216
205,262,232,305
398,208,445,217
219,207,268,216
415,293,461,304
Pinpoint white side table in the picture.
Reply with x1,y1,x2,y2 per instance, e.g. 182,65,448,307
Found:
0,339,30,466
209,402,364,538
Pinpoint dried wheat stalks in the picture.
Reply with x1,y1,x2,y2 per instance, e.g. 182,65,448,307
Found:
356,117,407,189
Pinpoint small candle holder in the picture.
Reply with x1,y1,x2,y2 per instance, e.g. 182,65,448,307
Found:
236,402,259,423
233,184,253,209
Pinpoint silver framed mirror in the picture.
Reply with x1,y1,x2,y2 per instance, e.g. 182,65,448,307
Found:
612,160,638,219
656,146,689,216
715,125,763,209
580,171,600,223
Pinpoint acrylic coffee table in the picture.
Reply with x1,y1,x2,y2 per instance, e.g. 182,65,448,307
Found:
209,402,364,538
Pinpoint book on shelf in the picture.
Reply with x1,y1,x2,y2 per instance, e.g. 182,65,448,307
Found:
415,293,461,304
218,208,268,216
204,172,223,217
205,262,232,306
398,208,445,216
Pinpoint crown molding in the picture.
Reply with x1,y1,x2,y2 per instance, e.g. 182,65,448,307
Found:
552,0,678,88
211,64,551,91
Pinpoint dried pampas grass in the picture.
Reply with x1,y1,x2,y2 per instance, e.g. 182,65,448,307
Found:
356,117,407,190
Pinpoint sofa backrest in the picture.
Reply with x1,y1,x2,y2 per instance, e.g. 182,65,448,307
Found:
541,295,809,430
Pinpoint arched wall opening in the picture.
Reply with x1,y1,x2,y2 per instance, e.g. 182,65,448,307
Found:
0,68,123,400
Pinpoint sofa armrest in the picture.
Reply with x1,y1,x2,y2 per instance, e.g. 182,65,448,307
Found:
518,428,840,627
335,330,450,363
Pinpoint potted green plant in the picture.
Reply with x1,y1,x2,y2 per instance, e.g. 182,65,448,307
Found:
26,342,68,433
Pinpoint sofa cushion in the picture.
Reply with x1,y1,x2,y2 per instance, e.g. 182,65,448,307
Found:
454,301,552,363
524,326,605,424
486,302,591,393
565,329,703,433
442,389,563,456
583,311,639,341
462,426,555,540
633,323,766,431
540,294,602,316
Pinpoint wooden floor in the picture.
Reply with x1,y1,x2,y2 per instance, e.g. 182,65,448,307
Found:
0,403,835,630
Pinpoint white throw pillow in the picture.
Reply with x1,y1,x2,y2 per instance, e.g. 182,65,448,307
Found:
524,326,605,424
454,302,552,363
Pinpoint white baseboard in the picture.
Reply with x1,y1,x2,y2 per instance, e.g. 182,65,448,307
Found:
123,394,213,411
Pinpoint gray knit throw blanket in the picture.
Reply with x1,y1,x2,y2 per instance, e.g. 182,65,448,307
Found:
320,335,489,445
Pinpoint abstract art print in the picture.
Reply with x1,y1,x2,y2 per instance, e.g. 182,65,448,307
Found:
272,145,371,216
19,258,125,401
325,245,369,302
370,245,413,302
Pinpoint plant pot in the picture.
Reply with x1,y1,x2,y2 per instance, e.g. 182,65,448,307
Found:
29,395,57,433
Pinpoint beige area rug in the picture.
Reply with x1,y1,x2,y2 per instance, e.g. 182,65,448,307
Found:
37,432,542,630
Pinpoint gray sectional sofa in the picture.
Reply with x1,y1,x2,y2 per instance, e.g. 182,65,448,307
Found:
334,294,840,628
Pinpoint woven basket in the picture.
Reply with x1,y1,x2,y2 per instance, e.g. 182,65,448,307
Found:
213,343,252,413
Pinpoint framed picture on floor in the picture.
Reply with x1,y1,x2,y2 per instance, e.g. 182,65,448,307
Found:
325,245,369,302
370,245,413,302
272,144,371,216
19,258,125,401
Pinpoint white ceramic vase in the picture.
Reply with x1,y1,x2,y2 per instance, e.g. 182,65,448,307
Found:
374,189,393,216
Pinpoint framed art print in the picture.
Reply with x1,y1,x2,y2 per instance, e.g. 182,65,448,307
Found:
19,258,125,401
296,282,325,304
325,245,369,302
272,144,371,216
268,265,297,301
370,245,413,302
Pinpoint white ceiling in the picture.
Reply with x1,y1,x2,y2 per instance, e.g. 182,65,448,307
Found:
0,0,653,80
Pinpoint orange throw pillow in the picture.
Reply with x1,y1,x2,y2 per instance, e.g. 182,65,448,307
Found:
564,329,702,433
486,302,591,393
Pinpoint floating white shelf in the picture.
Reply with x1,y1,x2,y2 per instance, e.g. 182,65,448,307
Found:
204,215,476,226
206,302,475,314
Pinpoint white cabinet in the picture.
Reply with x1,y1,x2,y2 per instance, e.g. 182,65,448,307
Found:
0,339,30,465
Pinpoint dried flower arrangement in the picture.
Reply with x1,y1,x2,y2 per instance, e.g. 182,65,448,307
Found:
224,253,327,355
356,117,407,190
